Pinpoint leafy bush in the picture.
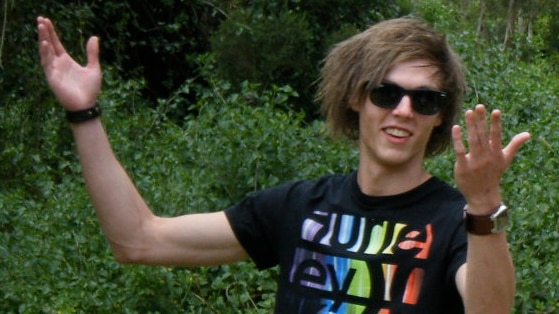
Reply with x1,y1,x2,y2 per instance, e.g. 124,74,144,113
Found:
417,3,559,312
209,0,404,117
210,10,316,115
1,63,357,312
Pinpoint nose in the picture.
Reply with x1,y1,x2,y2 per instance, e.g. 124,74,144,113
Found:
392,94,414,117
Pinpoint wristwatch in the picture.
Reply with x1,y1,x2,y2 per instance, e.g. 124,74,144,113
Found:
464,203,509,235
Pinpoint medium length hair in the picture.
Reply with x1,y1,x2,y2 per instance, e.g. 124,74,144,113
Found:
317,17,466,157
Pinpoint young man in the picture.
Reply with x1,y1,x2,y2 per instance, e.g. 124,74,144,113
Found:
37,16,530,313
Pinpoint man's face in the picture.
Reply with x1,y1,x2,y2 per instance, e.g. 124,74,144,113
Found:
352,59,443,170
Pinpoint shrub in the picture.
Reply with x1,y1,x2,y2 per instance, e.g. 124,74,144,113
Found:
1,65,358,312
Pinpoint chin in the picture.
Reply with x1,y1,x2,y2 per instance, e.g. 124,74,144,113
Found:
375,152,421,168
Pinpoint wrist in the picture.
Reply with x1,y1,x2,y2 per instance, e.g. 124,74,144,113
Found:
463,195,502,215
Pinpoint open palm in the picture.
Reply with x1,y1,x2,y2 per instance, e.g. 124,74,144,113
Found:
37,16,102,110
452,105,530,212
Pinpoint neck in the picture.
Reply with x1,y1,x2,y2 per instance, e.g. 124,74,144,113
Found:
356,162,432,196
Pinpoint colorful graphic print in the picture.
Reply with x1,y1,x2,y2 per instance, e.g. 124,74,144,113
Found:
288,210,434,313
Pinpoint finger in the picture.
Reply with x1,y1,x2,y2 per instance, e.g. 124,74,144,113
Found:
37,16,48,44
489,109,503,151
464,109,481,154
42,17,66,56
86,36,101,70
452,125,467,162
37,19,55,70
474,104,489,139
503,132,531,165
38,40,52,70
473,104,490,151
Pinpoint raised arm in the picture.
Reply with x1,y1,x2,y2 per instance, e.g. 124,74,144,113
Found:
452,104,530,313
37,17,247,266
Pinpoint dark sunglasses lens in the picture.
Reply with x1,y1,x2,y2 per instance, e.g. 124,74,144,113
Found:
412,90,443,115
370,83,445,115
369,84,402,109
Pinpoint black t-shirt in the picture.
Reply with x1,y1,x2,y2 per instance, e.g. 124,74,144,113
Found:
225,171,467,313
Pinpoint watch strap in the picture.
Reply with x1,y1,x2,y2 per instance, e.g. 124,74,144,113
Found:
464,203,508,235
465,212,494,235
66,102,102,123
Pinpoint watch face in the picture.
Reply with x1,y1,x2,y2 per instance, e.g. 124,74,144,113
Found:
490,205,509,233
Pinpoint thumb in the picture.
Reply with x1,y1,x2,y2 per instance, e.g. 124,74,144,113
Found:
503,132,531,165
86,36,100,70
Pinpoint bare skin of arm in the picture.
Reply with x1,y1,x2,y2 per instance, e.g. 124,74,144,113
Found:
453,105,530,313
38,16,248,267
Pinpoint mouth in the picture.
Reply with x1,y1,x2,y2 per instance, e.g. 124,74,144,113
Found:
384,127,412,138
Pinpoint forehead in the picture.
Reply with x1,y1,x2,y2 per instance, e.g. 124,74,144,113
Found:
383,60,442,90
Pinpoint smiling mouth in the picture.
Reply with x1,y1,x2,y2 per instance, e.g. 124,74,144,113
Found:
384,127,412,138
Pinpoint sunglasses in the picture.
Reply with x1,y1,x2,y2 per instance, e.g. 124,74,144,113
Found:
368,82,447,115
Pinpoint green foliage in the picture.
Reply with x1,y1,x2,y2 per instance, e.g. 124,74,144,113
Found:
210,10,316,115
84,0,224,103
498,59,559,314
209,0,405,117
0,1,102,195
422,6,559,311
1,62,357,312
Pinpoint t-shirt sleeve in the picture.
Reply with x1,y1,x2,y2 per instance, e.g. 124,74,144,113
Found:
225,196,275,269
225,183,295,270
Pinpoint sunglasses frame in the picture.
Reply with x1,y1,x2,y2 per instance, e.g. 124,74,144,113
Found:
368,82,447,116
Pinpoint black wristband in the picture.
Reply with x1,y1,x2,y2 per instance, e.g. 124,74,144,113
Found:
66,102,102,123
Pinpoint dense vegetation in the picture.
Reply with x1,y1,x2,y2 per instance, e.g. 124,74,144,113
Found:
1,0,559,313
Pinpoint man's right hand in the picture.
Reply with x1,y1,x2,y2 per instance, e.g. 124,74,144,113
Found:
37,16,102,111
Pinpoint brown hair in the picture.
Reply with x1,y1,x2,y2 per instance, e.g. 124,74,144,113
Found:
317,17,466,157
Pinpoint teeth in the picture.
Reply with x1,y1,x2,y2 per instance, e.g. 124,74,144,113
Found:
385,128,411,138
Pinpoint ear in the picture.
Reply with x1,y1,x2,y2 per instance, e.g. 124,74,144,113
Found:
434,114,443,127
349,99,363,112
